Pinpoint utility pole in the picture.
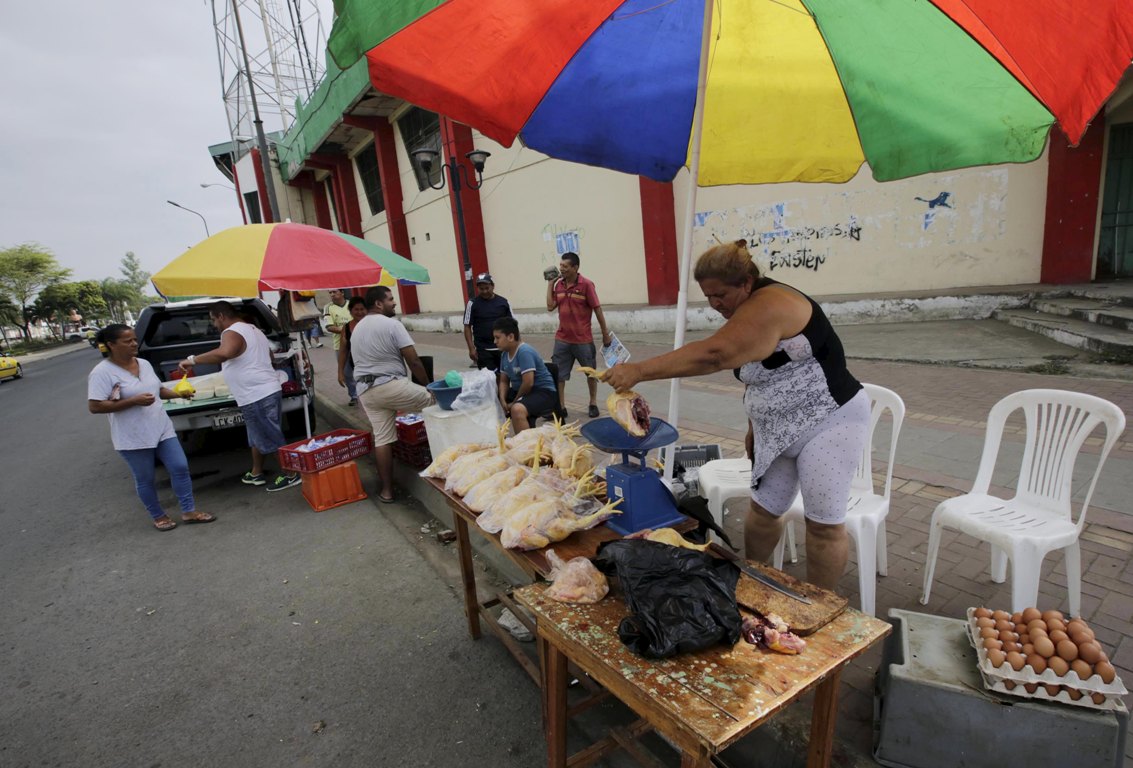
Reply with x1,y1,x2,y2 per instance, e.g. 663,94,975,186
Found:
232,0,281,223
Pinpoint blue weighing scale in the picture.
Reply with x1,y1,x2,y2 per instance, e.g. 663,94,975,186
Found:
580,417,687,536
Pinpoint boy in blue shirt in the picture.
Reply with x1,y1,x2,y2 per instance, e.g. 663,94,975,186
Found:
493,317,559,433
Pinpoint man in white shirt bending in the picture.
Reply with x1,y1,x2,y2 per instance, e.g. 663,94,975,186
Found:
178,300,302,492
351,286,434,503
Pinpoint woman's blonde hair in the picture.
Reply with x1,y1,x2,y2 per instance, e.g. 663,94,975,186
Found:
693,239,761,286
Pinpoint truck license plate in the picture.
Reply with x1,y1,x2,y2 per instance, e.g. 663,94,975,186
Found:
212,411,245,429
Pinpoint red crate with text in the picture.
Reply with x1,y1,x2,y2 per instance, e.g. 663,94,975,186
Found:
278,429,373,474
395,413,429,447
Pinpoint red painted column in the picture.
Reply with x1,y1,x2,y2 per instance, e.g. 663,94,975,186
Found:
1041,117,1106,283
306,158,348,233
250,148,274,223
639,178,680,305
440,117,489,300
344,115,420,315
309,154,363,237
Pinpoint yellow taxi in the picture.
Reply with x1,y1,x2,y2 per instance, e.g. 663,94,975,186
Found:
0,351,22,382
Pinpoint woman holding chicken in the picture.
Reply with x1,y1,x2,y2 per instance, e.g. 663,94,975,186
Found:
603,241,868,591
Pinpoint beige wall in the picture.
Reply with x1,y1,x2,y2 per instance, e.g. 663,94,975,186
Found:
673,158,1050,298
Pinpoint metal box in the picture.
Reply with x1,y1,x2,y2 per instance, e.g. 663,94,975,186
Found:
875,609,1128,768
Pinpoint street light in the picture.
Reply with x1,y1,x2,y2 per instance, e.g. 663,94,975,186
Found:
167,200,210,238
411,148,491,300
200,182,236,191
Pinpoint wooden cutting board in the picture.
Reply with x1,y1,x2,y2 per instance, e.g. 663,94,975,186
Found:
734,561,847,636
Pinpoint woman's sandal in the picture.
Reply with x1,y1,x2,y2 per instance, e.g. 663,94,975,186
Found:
153,517,178,531
181,512,217,525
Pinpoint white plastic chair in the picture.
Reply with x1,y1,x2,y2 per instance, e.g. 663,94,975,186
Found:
920,389,1125,617
771,384,905,617
698,457,753,534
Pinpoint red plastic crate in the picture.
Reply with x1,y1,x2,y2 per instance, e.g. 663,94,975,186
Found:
392,441,432,470
396,417,429,446
301,461,368,512
279,428,373,473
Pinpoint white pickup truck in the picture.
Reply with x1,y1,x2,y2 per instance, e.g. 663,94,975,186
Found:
134,298,315,441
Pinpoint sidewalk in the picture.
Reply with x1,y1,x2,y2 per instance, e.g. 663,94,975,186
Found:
306,320,1133,765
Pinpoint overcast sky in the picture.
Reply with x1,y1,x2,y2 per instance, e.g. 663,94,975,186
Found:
0,1,332,286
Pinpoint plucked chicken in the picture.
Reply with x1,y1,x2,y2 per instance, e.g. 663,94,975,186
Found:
420,443,493,479
446,453,510,496
462,465,529,513
545,550,608,604
628,527,711,552
501,497,621,550
476,474,547,533
606,390,651,437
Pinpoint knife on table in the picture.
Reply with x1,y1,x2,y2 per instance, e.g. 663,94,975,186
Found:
708,543,812,605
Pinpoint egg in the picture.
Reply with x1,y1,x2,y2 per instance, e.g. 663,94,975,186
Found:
1056,639,1079,662
995,618,1014,633
1077,642,1102,665
1011,611,1025,625
1091,692,1106,705
1023,683,1039,694
1017,633,1031,647
1044,683,1061,696
1047,656,1070,677
1049,629,1069,644
1021,607,1041,622
1041,609,1064,623
1047,619,1066,633
979,626,998,639
1022,643,1035,656
998,630,1017,643
1095,661,1117,684
976,616,995,629
974,607,992,619
1065,686,1083,701
1026,654,1047,674
986,648,1007,668
1027,619,1048,635
1006,651,1026,671
992,609,1012,622
1070,659,1093,680
1003,641,1021,653
1067,619,1092,638
1003,680,1017,691
1069,629,1093,646
982,637,1002,651
1033,637,1056,658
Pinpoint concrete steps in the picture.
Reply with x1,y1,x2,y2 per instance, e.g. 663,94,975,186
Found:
994,296,1133,363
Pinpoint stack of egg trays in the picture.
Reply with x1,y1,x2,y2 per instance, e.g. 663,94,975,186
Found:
965,608,1128,711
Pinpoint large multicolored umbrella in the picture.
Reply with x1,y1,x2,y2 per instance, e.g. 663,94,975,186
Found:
327,0,1133,459
152,222,430,298
329,0,1133,185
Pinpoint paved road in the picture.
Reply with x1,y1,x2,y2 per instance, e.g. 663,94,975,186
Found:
0,348,549,768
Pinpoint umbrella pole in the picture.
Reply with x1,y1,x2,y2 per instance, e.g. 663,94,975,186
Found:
664,0,714,483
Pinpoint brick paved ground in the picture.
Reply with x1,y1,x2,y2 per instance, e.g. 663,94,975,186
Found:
310,324,1133,765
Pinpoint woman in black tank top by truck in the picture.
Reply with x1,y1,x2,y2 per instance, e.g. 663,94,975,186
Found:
604,240,869,590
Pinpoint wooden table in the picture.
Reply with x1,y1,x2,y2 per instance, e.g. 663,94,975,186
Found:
425,477,633,684
516,581,891,768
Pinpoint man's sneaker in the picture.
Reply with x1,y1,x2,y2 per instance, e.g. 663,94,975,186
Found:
588,404,600,418
241,472,266,486
348,398,358,407
266,474,303,492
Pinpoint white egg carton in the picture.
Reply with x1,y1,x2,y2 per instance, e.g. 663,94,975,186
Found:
977,668,1128,713
965,608,1128,710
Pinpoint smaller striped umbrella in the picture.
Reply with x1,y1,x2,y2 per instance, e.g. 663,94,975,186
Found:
151,223,430,299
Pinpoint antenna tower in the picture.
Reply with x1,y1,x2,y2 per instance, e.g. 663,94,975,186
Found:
210,0,329,140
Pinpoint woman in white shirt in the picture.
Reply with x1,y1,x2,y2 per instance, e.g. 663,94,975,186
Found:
87,324,215,531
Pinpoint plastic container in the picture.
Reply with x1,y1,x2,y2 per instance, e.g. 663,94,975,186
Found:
302,461,367,512
396,414,429,446
667,443,723,495
279,429,373,473
421,403,499,458
426,381,463,410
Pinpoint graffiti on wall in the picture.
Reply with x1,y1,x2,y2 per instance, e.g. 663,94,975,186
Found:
541,224,583,267
695,202,862,274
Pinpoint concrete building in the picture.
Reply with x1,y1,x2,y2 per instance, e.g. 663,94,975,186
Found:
209,60,1133,315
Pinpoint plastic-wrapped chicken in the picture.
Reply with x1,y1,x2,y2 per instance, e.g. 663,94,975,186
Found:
545,550,608,604
501,497,622,550
420,443,493,479
446,454,511,496
462,465,529,513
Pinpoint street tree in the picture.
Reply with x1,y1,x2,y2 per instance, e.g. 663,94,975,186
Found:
100,278,135,323
34,281,108,338
0,243,71,339
0,295,18,349
119,251,157,313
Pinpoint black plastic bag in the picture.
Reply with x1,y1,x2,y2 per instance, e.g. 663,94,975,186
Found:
594,539,742,659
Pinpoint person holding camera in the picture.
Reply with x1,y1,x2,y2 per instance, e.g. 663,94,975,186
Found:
545,252,612,418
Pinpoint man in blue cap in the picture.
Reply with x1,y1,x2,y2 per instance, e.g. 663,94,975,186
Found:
462,272,513,372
